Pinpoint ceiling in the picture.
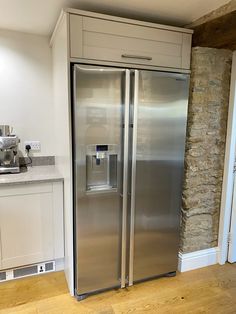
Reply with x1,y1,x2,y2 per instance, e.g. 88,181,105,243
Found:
0,0,231,36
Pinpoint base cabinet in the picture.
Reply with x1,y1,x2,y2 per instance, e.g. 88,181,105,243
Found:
0,181,64,270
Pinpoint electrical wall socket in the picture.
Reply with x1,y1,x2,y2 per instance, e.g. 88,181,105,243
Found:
24,141,41,151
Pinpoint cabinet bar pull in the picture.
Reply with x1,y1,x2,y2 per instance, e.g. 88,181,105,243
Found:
121,54,152,61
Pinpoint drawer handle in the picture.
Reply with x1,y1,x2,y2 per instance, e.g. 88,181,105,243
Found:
121,54,152,61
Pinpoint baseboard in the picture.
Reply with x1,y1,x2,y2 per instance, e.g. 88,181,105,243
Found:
0,258,65,283
55,258,65,271
178,247,219,272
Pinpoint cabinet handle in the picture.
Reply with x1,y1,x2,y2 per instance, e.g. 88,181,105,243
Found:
121,54,152,61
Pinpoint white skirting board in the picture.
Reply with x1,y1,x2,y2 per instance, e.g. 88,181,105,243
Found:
178,247,219,272
55,258,65,271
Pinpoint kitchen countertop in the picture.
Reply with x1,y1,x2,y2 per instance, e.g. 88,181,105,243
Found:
0,165,63,185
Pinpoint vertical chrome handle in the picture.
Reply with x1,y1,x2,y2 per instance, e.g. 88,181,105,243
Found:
121,69,130,288
129,70,139,286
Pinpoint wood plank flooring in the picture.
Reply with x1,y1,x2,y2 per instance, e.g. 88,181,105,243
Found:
0,263,236,313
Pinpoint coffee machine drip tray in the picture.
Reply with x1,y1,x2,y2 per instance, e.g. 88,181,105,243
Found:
0,166,20,174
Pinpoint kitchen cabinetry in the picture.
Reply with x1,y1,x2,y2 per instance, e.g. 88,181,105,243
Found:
0,181,64,270
68,10,193,70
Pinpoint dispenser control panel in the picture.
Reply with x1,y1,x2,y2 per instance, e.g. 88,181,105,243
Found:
96,145,108,163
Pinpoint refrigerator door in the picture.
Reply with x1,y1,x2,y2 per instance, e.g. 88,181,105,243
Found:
129,70,189,284
73,65,130,296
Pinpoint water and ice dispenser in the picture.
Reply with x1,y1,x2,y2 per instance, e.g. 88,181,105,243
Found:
86,144,118,192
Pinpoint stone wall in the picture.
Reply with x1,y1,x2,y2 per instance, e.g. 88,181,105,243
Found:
180,47,232,253
187,0,236,28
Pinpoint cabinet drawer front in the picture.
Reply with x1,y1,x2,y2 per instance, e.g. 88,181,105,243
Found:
0,182,52,197
69,14,191,69
83,31,182,68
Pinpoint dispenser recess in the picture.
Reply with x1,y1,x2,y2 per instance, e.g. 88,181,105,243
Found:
86,144,118,192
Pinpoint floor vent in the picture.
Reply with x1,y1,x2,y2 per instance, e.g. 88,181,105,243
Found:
45,261,54,272
0,261,55,282
0,271,6,281
14,265,38,278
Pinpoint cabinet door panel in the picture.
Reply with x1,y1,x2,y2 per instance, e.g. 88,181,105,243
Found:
0,185,54,270
82,16,183,44
83,31,182,68
69,14,192,69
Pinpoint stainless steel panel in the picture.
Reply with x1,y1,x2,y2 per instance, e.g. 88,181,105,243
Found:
131,70,189,282
73,64,126,295
70,57,191,74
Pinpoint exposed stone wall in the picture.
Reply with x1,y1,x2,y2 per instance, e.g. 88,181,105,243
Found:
180,47,232,253
187,0,236,28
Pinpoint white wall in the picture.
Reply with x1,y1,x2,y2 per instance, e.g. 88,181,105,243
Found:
0,29,54,156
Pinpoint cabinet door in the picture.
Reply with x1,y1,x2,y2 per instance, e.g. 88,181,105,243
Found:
0,183,54,270
129,70,189,283
69,14,192,69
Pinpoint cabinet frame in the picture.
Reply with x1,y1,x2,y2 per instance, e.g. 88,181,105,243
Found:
51,8,193,73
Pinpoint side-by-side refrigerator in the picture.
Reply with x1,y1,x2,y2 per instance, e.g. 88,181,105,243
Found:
72,64,189,299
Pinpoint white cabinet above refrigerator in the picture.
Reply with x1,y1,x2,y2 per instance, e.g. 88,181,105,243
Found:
69,13,192,70
51,9,193,72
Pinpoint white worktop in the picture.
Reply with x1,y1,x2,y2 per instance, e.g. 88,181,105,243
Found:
0,165,63,185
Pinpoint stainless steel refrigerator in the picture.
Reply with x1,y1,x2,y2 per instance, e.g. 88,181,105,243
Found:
72,64,189,299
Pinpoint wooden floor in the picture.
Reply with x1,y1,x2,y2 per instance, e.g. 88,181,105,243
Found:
0,264,236,313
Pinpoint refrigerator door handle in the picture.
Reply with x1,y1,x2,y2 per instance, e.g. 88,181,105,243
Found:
121,69,130,288
129,69,139,286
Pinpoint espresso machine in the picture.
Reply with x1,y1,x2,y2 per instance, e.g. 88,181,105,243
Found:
0,125,20,174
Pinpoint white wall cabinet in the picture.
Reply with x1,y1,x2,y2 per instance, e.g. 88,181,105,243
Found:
69,11,193,70
0,181,64,270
